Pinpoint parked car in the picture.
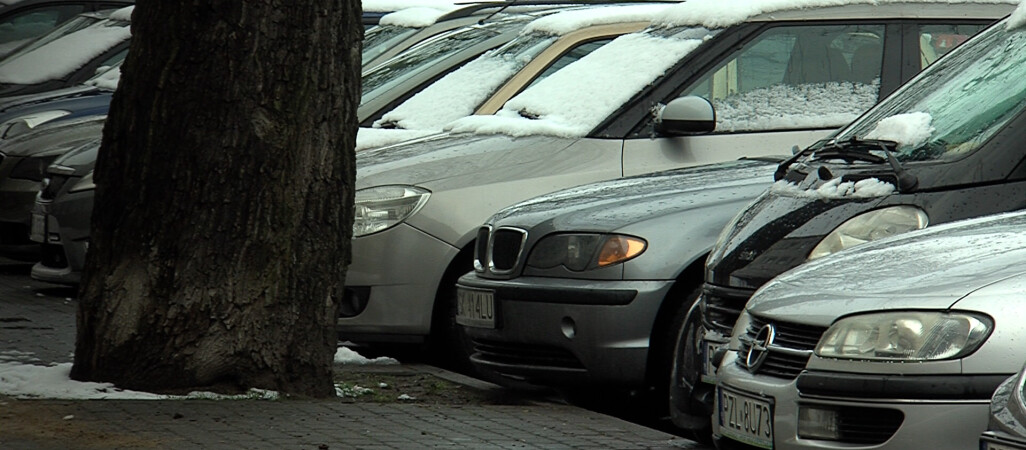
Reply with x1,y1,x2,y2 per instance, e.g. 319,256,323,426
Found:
0,115,102,260
682,2,1026,437
982,363,1026,450
455,158,780,406
0,0,132,57
0,6,130,98
28,137,96,283
357,2,660,150
339,0,1005,372
714,209,1026,449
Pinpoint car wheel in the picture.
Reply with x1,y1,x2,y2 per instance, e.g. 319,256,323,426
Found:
427,255,477,376
667,294,712,441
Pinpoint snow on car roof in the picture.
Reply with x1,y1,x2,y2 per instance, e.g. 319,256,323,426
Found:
1007,1,1026,29
379,5,461,27
655,0,1019,29
108,5,134,22
0,16,130,85
522,3,666,35
445,30,705,138
363,0,459,12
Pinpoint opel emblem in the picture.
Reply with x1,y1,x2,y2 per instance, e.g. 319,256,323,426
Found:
745,324,776,374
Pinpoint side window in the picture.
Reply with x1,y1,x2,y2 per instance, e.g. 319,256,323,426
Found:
0,5,87,51
524,38,615,91
918,24,986,69
680,24,885,132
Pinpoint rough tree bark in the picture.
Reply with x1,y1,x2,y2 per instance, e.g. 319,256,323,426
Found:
71,0,361,397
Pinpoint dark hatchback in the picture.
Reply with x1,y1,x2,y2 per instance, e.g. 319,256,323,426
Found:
671,14,1026,429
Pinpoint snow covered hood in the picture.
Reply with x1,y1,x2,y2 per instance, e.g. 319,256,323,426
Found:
487,160,778,231
748,210,1026,326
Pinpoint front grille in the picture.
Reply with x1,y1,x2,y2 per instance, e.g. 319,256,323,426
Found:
701,284,754,335
470,338,583,370
799,405,903,445
40,175,70,201
474,226,489,271
489,228,526,273
737,315,828,379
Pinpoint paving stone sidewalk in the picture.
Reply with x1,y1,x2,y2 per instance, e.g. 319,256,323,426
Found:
0,259,707,449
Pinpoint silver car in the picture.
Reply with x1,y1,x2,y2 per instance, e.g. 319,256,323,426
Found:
982,364,1026,450
455,158,778,397
714,210,1026,449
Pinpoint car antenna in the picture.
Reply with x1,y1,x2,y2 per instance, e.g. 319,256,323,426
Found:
478,0,518,24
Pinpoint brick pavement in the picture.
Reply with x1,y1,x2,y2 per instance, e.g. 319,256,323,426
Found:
0,258,709,449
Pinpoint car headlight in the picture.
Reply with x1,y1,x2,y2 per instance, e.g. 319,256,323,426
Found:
807,206,928,260
815,311,992,361
353,185,430,237
0,110,72,139
68,172,95,193
526,233,646,272
9,155,57,181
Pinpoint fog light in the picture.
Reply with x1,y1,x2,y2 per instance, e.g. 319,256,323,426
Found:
561,317,576,339
797,406,840,440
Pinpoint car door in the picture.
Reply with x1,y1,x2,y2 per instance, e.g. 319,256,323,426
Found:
621,21,892,177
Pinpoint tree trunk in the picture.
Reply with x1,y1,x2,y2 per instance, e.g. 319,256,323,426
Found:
71,0,361,398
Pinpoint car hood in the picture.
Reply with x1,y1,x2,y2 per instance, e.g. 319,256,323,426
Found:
356,132,576,189
488,159,779,232
748,210,1026,327
0,85,104,113
0,117,104,158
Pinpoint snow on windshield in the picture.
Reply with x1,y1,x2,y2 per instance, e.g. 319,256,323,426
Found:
1008,2,1026,29
379,6,456,27
84,63,121,90
656,0,1018,28
864,112,934,146
445,31,706,138
771,177,895,199
0,19,129,85
522,4,667,35
109,5,133,21
715,81,879,132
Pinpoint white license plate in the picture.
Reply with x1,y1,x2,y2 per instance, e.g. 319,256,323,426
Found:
29,213,45,243
718,387,773,449
702,340,723,383
455,288,495,328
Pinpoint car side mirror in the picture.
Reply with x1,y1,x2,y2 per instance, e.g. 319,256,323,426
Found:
655,96,716,137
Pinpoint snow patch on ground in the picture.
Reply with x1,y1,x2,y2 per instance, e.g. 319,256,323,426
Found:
334,347,400,365
864,112,935,147
771,178,895,199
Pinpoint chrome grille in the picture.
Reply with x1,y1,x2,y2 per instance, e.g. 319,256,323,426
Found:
701,284,753,335
737,315,828,379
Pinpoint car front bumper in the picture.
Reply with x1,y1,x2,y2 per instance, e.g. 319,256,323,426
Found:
714,352,993,449
337,222,459,342
456,272,674,387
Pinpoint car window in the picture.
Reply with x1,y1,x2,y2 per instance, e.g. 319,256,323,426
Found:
0,13,131,85
0,5,87,56
833,23,1026,162
679,24,885,133
918,24,987,69
523,38,615,90
362,24,421,66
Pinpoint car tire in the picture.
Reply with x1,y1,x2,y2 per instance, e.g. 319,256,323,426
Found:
667,293,712,442
427,255,478,376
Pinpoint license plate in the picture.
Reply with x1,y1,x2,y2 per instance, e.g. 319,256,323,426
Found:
29,213,45,243
718,387,773,449
702,340,723,383
455,287,495,328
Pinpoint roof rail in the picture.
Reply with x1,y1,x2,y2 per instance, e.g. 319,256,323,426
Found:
437,0,678,21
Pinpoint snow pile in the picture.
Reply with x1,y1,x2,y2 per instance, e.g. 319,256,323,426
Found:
864,112,935,147
0,362,165,399
363,0,456,12
109,5,134,22
333,347,400,365
714,81,879,132
656,0,1018,29
379,6,456,27
771,177,896,199
378,56,524,130
446,32,705,138
85,65,121,90
522,4,667,35
1007,2,1026,29
0,21,131,85
356,127,440,151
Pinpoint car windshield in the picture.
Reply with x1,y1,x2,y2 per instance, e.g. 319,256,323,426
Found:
830,20,1026,163
360,15,533,105
0,13,130,85
362,24,421,66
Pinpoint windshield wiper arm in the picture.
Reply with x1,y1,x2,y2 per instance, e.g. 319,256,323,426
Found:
817,137,918,192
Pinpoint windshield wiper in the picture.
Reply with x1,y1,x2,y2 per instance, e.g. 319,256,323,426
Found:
815,137,918,193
